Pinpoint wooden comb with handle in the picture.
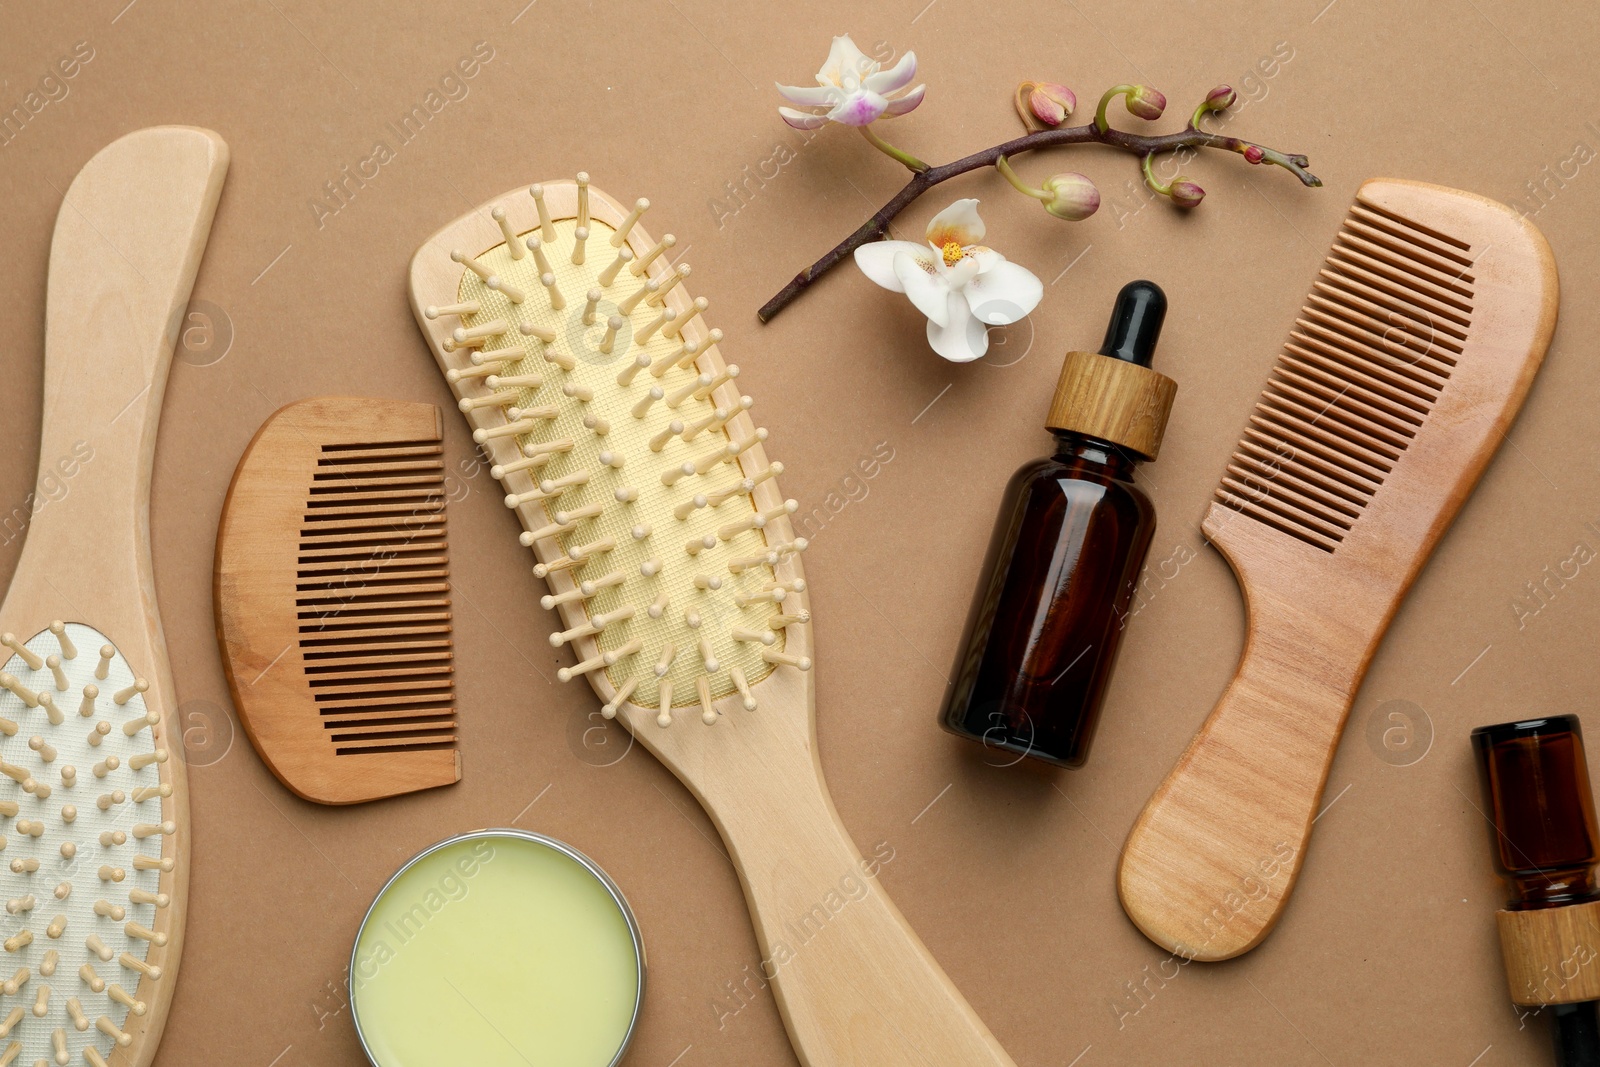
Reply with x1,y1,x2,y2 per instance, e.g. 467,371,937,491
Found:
0,127,227,1066
1117,178,1558,961
215,398,460,804
412,177,1015,1067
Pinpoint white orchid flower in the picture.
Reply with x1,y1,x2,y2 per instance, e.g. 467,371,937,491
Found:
853,200,1044,362
776,35,925,129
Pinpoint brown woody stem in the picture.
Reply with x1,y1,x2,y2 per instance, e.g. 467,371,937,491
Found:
757,120,1319,323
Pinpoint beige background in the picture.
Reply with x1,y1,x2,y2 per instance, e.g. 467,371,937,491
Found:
2,0,1597,1063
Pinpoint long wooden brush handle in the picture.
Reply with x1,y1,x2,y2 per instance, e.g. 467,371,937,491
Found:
1117,515,1369,962
704,761,1015,1067
27,127,229,593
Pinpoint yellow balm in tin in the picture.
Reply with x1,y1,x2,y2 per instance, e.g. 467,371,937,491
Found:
351,830,645,1067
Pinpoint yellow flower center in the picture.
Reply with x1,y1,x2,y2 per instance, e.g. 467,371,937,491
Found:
941,240,965,267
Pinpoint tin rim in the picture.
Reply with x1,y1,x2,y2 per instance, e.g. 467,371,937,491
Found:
348,827,647,1067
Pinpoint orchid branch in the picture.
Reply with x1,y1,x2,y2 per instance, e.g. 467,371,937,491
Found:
760,73,1319,324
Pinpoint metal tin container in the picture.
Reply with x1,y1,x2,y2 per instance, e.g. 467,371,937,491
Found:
349,828,646,1067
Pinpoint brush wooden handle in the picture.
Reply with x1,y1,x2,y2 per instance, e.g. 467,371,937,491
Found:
701,750,1014,1067
1118,505,1375,961
17,126,228,604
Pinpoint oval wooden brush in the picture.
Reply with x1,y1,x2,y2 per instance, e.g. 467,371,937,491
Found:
1118,178,1558,962
0,127,226,1066
411,178,1016,1067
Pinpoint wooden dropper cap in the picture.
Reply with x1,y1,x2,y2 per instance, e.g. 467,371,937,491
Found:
1046,280,1177,461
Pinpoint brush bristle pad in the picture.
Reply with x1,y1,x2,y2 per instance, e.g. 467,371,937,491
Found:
446,204,805,713
0,623,171,1064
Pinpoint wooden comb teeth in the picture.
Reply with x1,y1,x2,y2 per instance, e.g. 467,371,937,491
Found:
216,399,461,805
419,174,812,724
1118,178,1558,963
297,439,455,754
1216,191,1478,552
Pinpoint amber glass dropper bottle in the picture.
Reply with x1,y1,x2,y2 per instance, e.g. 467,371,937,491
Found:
1473,716,1600,1067
940,280,1177,767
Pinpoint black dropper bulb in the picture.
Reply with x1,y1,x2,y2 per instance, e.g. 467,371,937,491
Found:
1098,280,1167,367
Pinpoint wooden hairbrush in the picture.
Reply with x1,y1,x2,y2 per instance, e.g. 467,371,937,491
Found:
411,177,1016,1067
1118,178,1558,961
0,128,227,1065
215,398,459,805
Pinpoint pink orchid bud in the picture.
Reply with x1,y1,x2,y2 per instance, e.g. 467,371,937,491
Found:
1243,145,1265,164
1028,83,1077,127
1205,85,1237,110
1169,179,1205,209
1042,172,1100,220
1126,85,1166,121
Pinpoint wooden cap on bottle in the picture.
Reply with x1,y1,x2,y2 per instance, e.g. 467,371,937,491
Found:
1496,900,1600,1005
1046,281,1177,460
1045,351,1177,461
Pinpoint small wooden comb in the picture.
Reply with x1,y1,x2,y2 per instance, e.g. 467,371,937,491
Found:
214,398,460,805
1118,178,1559,960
